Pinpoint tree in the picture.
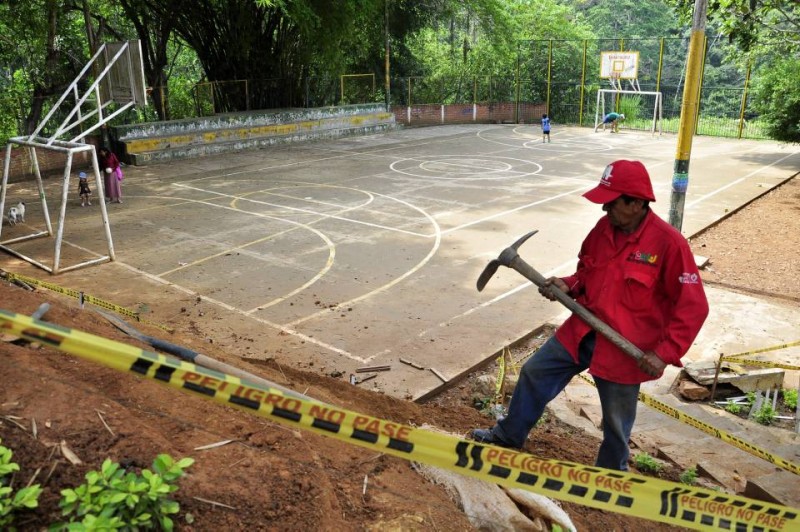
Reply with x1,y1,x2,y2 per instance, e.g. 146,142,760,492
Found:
669,0,800,53
752,57,800,142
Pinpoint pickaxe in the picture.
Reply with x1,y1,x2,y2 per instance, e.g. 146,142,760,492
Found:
477,230,644,362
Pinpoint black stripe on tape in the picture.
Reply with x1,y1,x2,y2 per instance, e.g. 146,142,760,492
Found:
700,514,714,526
131,358,154,375
229,395,259,410
593,490,612,503
183,381,216,397
543,478,564,491
312,419,341,433
568,485,588,497
469,444,483,471
616,495,633,508
154,365,176,382
352,429,378,444
719,518,731,529
489,465,511,478
681,510,696,522
387,438,413,453
272,407,301,422
516,472,538,486
455,441,469,467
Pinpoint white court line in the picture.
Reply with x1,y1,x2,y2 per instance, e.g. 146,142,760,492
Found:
112,260,370,363
438,184,592,236
174,183,430,238
362,258,579,362
287,192,443,327
181,128,496,184
686,150,799,209
48,230,368,362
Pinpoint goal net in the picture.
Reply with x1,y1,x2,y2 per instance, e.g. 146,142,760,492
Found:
594,89,663,135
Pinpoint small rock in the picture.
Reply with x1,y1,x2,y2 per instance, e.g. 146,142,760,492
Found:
679,379,710,401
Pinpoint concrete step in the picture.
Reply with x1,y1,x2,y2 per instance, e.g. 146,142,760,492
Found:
126,123,395,166
115,104,388,139
111,104,396,166
123,111,395,155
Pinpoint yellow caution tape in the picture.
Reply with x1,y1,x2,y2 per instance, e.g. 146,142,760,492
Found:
577,374,800,477
4,272,172,333
721,358,800,371
2,308,798,530
722,340,800,360
494,348,506,405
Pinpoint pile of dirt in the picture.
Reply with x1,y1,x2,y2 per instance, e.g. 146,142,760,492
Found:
2,174,798,530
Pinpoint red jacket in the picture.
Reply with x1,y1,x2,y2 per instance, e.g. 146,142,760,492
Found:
557,209,709,384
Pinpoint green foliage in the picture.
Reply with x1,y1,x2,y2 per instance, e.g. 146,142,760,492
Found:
752,57,800,143
54,454,194,531
0,439,42,528
783,389,798,410
618,95,642,122
746,391,756,406
723,400,742,414
633,452,663,474
754,403,776,426
679,467,698,485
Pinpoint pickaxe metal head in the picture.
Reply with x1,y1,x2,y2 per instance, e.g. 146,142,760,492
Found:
476,230,538,292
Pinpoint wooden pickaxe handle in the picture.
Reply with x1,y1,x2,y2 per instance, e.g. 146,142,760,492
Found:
478,231,644,362
507,254,644,362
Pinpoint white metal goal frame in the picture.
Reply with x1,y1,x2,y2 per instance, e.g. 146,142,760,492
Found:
594,88,663,136
0,40,145,274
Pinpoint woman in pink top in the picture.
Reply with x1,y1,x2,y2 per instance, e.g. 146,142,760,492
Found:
99,147,123,204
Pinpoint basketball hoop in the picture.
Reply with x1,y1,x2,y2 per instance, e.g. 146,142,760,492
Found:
609,71,622,91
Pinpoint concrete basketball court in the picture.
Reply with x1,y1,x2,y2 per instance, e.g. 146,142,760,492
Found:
2,124,798,400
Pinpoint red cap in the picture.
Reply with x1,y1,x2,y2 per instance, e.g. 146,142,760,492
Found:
583,160,656,204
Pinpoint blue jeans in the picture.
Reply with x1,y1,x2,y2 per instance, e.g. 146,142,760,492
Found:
493,333,640,471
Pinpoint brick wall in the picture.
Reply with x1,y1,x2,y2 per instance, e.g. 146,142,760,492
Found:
391,101,546,127
4,138,101,182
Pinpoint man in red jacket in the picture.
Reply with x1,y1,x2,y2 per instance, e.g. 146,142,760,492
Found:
472,160,709,471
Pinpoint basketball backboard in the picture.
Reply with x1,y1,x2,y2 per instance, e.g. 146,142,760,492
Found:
600,51,639,80
99,40,148,106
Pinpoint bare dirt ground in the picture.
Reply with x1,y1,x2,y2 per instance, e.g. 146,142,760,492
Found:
1,174,798,530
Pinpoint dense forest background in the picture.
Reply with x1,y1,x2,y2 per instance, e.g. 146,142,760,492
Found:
0,0,798,142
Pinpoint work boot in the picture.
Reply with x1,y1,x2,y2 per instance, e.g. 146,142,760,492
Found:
469,428,519,449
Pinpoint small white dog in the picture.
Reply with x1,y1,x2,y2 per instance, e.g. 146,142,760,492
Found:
7,201,25,226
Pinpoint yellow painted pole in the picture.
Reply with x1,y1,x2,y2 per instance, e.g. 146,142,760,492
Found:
385,0,391,110
579,39,587,126
656,38,664,93
669,0,708,231
737,61,752,139
515,44,521,122
546,39,553,116
694,34,708,134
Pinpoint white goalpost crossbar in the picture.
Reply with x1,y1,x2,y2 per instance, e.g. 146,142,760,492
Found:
595,89,663,136
0,41,144,274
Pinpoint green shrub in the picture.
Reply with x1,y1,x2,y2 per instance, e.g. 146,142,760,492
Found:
633,452,662,474
679,467,698,485
723,400,742,414
0,439,42,529
746,391,756,406
754,403,776,426
53,454,194,531
783,389,798,410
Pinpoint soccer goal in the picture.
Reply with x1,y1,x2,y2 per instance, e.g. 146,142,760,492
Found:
0,40,146,274
594,51,663,135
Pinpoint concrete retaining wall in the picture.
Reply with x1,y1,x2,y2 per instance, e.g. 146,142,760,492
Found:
114,104,395,166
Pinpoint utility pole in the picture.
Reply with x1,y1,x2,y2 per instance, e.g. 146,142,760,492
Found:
669,0,707,231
